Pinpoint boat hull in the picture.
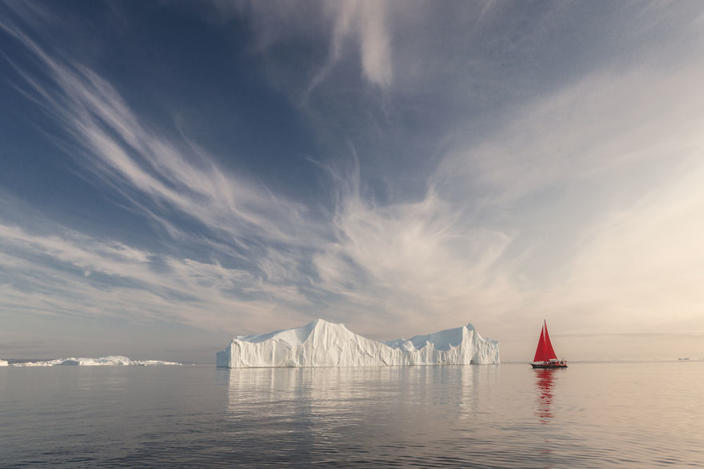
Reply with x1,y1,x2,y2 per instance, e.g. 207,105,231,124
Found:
531,362,567,369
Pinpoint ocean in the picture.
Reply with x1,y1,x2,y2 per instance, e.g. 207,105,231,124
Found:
1,362,702,467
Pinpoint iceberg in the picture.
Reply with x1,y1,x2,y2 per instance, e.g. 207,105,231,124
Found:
0,359,8,367
216,318,499,368
9,355,181,367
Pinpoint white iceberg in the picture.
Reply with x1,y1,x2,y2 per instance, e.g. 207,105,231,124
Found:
0,359,8,367
216,318,499,368
10,355,181,367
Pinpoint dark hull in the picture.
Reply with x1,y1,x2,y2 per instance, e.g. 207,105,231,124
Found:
531,363,568,369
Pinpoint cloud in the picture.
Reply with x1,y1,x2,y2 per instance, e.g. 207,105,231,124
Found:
430,45,704,338
0,5,512,339
2,11,320,251
328,0,392,87
4,0,704,362
0,217,312,331
308,163,519,334
563,156,704,333
1,6,324,334
222,0,393,90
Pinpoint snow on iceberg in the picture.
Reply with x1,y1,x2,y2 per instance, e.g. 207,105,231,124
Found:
216,318,499,368
10,355,181,367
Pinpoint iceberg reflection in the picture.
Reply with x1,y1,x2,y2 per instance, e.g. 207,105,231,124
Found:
224,366,501,460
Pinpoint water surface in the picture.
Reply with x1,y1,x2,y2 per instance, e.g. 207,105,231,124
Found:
1,362,702,467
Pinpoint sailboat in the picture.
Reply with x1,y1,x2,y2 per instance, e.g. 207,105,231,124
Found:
531,320,567,369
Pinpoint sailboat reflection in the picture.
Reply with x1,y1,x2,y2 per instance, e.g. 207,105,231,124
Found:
535,368,556,423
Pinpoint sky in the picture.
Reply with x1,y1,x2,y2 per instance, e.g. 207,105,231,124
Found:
1,0,704,363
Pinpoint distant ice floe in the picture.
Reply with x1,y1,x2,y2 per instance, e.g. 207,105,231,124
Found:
217,318,500,368
8,355,181,367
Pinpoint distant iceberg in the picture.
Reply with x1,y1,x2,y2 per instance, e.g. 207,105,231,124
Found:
0,359,8,367
9,355,181,367
216,319,499,368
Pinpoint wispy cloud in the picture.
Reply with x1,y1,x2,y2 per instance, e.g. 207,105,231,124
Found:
1,6,321,333
432,42,704,338
220,0,393,91
324,0,392,88
0,4,512,339
0,216,312,330
2,9,319,250
313,173,518,332
3,1,704,362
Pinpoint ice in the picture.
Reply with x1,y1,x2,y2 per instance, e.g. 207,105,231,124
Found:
9,355,181,367
216,318,500,368
0,359,8,367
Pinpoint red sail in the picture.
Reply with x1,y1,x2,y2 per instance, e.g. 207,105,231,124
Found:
542,322,558,360
533,321,558,362
533,326,546,362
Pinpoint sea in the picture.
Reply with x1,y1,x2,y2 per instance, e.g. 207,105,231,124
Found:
1,362,702,468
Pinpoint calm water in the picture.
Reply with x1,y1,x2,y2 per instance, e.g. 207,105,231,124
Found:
1,362,703,468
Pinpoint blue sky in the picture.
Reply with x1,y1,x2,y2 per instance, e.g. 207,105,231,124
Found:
2,1,704,362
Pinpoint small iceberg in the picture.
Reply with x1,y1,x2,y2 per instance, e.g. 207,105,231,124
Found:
10,355,181,367
0,359,8,367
